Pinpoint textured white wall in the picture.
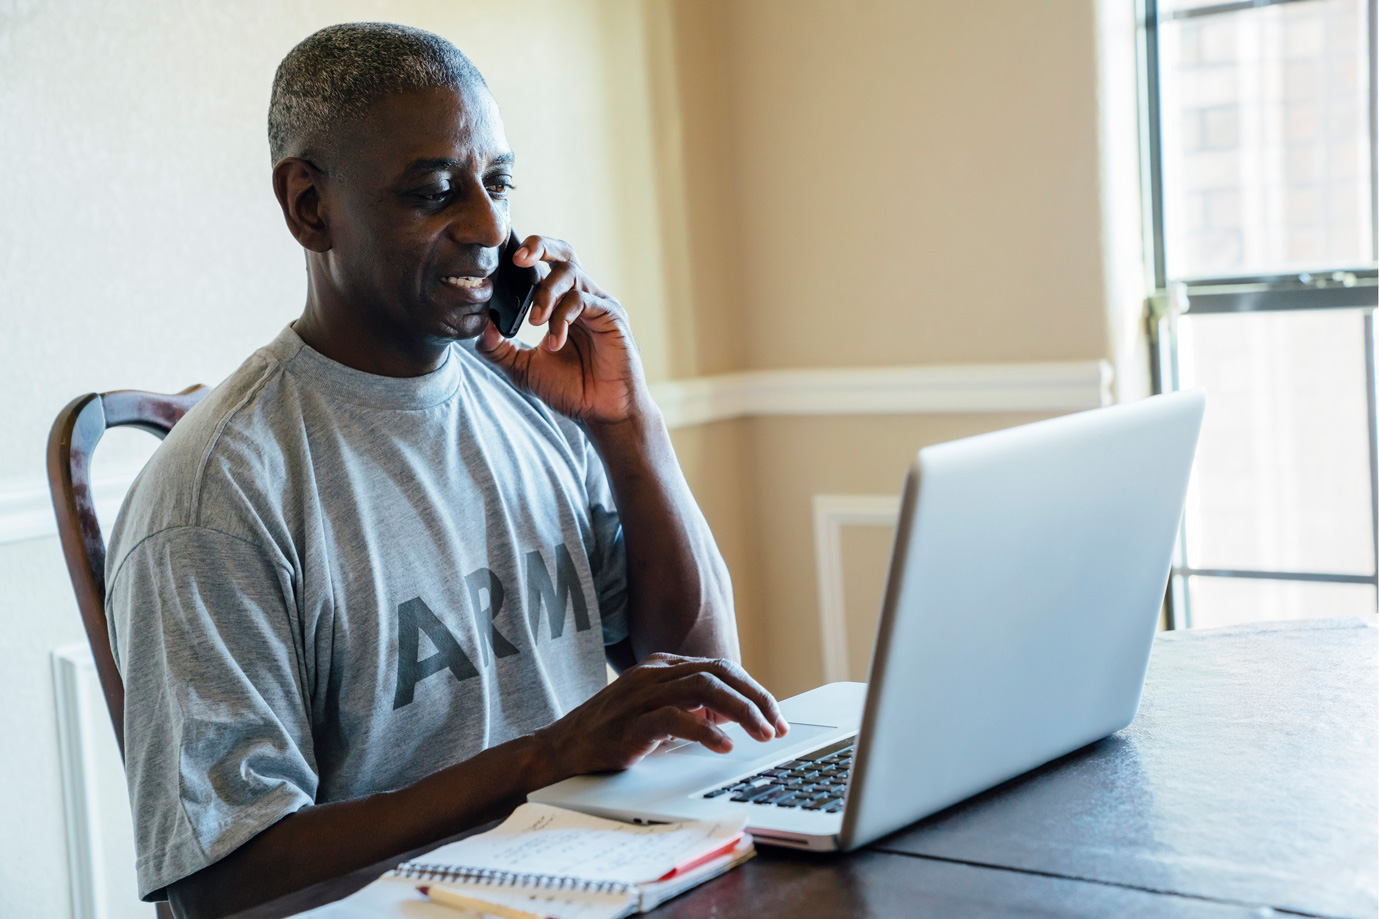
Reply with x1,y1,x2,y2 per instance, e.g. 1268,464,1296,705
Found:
0,0,670,483
0,1,668,914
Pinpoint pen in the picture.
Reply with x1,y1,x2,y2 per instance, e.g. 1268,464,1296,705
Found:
656,834,745,881
416,884,555,919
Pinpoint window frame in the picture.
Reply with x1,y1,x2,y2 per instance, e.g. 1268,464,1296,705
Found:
1139,0,1379,627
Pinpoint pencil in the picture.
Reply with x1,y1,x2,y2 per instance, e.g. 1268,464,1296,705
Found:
416,884,556,919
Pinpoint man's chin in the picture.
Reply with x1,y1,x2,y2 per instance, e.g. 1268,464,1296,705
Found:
429,308,490,342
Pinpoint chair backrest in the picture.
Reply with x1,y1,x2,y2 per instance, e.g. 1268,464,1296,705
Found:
47,386,208,757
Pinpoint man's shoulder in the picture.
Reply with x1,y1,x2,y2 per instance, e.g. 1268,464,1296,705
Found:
107,336,298,563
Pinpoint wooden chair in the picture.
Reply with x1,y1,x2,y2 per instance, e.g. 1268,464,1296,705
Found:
47,386,208,917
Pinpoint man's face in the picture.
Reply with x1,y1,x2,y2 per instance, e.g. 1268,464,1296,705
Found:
320,84,513,345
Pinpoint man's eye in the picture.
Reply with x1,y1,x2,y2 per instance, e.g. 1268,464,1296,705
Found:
415,188,451,203
486,179,516,199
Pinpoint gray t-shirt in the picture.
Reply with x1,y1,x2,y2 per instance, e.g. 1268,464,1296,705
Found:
105,326,627,899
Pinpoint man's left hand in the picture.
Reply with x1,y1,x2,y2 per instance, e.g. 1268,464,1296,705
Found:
476,235,648,425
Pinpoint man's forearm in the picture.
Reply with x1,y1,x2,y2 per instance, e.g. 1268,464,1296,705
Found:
169,733,564,919
585,400,738,662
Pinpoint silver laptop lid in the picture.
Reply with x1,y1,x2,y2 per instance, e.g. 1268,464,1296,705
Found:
840,390,1205,850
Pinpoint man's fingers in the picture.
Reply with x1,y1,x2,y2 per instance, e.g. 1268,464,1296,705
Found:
515,235,611,300
546,290,603,351
666,658,788,736
514,235,578,269
529,262,579,327
637,706,732,753
659,671,777,742
687,704,733,726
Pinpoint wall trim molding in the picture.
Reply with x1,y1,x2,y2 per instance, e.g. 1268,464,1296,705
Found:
812,494,902,684
0,466,141,547
1,360,1109,546
651,359,1112,429
52,644,106,919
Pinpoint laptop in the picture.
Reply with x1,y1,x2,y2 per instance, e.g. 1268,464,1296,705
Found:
532,390,1206,851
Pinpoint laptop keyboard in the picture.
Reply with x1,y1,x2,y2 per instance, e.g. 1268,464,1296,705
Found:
701,738,855,813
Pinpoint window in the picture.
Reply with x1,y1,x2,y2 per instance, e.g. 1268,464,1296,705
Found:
1143,0,1379,627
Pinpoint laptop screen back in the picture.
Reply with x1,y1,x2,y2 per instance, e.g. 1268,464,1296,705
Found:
841,391,1205,850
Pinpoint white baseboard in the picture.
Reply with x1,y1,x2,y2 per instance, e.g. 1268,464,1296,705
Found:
0,467,141,547
812,494,902,684
52,645,106,919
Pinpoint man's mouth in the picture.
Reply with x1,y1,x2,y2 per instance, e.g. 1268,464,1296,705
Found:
440,275,488,289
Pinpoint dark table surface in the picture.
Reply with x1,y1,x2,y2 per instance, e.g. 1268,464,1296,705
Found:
657,616,1378,919
250,617,1378,919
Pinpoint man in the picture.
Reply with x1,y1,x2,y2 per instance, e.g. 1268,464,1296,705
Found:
105,22,785,918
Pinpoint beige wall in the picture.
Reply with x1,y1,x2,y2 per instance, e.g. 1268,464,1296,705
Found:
661,0,1141,694
742,412,1061,697
722,0,1114,371
646,0,1124,377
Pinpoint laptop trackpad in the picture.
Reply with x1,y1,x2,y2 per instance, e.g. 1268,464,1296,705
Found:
657,721,837,763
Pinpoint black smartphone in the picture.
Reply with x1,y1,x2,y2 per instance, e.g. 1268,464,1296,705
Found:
489,230,540,337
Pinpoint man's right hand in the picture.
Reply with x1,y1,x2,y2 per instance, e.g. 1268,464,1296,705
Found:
536,653,789,774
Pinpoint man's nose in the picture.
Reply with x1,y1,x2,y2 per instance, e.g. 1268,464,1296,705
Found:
449,185,508,249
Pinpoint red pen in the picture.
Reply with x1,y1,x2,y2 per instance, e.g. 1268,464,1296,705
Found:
655,833,746,882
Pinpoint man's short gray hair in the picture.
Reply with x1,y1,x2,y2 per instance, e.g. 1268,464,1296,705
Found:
268,22,485,166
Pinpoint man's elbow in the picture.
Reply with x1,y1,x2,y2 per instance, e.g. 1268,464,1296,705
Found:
166,852,265,919
167,869,221,919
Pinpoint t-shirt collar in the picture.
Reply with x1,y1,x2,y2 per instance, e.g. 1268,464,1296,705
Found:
266,324,463,410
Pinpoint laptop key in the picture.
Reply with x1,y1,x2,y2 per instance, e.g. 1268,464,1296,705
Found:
804,796,841,810
754,787,790,805
732,785,781,803
703,787,732,798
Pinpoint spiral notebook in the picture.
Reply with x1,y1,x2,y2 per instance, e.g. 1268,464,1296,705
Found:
295,803,753,919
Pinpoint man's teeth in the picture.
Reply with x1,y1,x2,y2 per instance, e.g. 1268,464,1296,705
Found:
442,276,486,289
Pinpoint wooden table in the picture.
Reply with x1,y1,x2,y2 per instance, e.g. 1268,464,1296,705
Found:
246,617,1378,919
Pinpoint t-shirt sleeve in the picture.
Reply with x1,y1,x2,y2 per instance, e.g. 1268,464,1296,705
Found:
581,436,629,646
105,526,315,900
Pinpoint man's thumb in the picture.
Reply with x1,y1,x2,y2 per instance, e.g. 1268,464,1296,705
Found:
475,319,528,386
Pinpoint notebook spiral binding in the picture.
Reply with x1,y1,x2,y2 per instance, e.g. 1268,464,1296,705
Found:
390,862,635,896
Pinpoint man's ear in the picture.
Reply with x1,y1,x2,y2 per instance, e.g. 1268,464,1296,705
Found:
272,157,332,252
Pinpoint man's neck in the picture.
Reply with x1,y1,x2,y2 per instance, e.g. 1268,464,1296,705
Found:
294,298,449,379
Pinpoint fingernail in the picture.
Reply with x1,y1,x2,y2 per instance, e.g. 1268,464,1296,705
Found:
515,247,529,260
